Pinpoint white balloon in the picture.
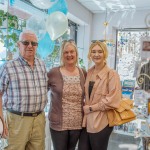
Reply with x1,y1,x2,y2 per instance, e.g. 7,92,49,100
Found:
30,0,54,9
26,16,46,40
46,11,68,41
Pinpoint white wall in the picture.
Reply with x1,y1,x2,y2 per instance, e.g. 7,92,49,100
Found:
66,0,93,69
92,10,150,40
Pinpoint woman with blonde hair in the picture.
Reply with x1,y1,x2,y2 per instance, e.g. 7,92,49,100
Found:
47,40,86,150
78,41,121,150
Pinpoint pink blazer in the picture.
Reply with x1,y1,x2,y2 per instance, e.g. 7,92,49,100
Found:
82,65,122,133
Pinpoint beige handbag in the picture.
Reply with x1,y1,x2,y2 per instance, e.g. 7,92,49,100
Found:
106,71,136,127
107,97,136,127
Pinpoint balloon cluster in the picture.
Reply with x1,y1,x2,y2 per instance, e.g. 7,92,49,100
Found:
26,0,68,58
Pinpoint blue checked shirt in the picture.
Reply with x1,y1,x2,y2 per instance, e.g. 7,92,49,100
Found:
0,55,48,112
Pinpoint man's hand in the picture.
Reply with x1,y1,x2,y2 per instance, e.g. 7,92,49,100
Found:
1,118,8,139
0,93,8,138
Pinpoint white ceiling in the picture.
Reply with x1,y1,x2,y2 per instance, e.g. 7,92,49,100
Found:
76,0,150,13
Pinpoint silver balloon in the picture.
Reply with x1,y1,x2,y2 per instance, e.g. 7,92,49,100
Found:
26,16,46,40
30,0,55,9
46,11,68,40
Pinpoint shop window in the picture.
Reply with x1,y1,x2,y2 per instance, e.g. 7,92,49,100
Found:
116,29,150,81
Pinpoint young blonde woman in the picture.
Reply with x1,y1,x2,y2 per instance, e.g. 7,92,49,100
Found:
47,40,86,150
78,41,121,150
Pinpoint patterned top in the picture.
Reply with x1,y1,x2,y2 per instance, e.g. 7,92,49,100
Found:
0,55,48,112
62,75,82,130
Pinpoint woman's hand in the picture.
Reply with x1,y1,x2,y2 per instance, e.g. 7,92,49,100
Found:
83,105,91,115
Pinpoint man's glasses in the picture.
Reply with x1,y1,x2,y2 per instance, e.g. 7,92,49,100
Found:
20,41,38,46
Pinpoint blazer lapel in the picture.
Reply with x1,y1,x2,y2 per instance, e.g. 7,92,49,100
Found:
88,65,110,103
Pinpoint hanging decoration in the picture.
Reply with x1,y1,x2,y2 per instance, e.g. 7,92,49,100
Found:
103,9,114,45
117,30,150,81
46,11,68,40
103,9,109,41
37,33,55,59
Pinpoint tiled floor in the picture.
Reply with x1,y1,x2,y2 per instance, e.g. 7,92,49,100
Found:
49,132,140,150
108,132,140,150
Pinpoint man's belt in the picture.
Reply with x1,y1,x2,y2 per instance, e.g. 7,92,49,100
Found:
7,109,42,117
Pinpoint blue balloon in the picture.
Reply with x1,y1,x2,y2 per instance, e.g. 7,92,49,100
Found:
10,0,15,6
48,0,68,15
37,33,55,59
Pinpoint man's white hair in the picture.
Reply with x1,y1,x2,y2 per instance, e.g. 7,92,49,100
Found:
19,30,37,41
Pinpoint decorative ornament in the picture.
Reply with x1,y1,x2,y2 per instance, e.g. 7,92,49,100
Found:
103,22,109,27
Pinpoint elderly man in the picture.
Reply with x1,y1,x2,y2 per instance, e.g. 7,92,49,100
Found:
0,30,48,150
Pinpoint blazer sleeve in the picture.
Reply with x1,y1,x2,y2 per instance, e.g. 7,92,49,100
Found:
91,70,122,111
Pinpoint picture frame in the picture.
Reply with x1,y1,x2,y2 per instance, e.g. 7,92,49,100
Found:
142,41,150,51
140,37,150,59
